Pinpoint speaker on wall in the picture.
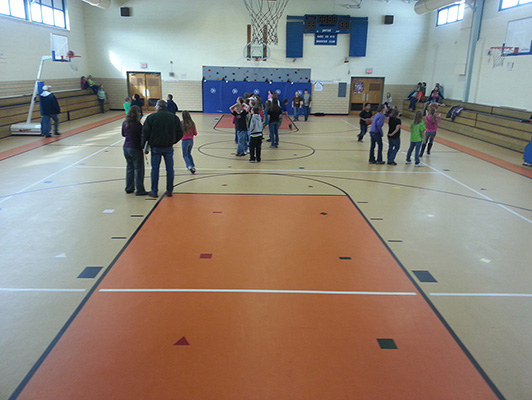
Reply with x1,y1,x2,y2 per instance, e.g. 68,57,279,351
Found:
384,15,394,24
120,7,131,17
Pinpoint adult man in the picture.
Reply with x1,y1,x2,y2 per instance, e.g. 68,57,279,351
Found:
302,89,312,121
142,100,183,198
39,85,61,138
292,91,302,121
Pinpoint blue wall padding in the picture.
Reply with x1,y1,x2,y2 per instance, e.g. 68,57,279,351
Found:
286,21,304,58
349,17,368,57
202,81,311,113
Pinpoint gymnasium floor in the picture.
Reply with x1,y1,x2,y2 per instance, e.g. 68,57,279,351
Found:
1,111,531,399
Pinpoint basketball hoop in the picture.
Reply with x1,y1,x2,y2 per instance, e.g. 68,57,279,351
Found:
243,0,288,46
66,50,81,72
489,46,516,68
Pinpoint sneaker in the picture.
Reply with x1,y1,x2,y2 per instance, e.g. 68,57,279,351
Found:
190,167,196,174
249,159,256,163
165,191,173,197
147,192,158,198
369,161,376,164
135,191,148,196
427,151,431,155
387,162,397,165
376,161,385,165
405,160,412,164
54,132,61,135
125,190,134,194
415,163,424,167
266,139,271,142
45,134,51,138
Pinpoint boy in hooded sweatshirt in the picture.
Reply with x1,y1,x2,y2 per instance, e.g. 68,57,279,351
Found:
248,106,263,163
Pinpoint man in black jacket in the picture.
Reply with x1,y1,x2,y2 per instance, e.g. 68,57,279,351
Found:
39,85,61,137
142,100,183,198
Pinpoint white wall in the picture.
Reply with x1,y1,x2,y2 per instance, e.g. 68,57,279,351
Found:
0,0,89,82
424,0,532,109
80,0,430,84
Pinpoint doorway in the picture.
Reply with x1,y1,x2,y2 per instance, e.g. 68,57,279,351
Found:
127,72,162,112
349,77,384,114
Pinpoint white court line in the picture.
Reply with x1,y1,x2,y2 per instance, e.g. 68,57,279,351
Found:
75,165,437,174
423,161,532,225
99,288,417,296
430,292,532,297
0,288,87,292
0,138,125,205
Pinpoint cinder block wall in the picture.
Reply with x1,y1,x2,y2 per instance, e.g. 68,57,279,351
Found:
162,80,203,112
383,84,417,112
311,83,350,115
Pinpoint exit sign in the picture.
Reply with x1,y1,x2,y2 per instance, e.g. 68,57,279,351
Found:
365,68,373,74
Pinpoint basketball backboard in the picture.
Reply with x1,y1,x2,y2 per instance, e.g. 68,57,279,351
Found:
505,17,532,54
51,33,69,62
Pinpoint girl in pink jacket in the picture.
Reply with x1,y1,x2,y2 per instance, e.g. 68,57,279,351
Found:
420,107,441,156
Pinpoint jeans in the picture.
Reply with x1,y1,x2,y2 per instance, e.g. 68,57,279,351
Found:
369,133,383,163
406,141,422,164
41,114,59,136
293,107,300,121
181,139,194,169
98,98,105,113
150,146,174,194
303,105,310,121
123,147,146,193
358,124,368,141
387,137,400,163
269,121,280,146
236,130,248,154
249,135,262,161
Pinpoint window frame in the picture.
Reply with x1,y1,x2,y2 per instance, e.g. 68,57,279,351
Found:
0,0,68,30
436,2,465,27
499,0,532,11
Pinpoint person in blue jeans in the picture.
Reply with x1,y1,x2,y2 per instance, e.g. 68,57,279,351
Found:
39,85,61,137
181,110,197,174
142,100,183,197
302,89,312,121
386,109,401,165
267,100,282,147
368,104,385,164
122,105,147,195
230,98,250,156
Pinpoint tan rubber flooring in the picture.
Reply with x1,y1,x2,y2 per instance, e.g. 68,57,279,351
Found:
1,111,531,399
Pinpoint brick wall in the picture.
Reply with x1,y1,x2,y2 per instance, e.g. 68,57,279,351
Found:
382,84,416,112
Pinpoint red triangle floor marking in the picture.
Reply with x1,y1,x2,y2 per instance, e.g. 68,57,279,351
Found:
174,337,189,346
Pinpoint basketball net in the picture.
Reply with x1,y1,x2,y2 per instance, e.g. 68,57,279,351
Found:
489,46,514,69
67,51,81,72
243,0,289,45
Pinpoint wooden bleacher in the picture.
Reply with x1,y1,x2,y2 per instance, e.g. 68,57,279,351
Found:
402,99,532,153
0,89,110,139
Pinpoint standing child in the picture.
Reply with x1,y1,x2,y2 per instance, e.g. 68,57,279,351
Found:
229,98,250,157
123,97,131,114
387,109,401,165
358,103,372,142
267,100,282,148
181,111,197,174
420,106,441,156
122,105,147,195
97,85,106,113
167,94,178,114
406,110,426,167
248,106,263,163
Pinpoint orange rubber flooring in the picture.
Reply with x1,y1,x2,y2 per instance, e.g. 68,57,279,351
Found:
16,193,499,399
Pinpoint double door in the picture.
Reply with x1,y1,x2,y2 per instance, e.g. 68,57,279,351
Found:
349,77,384,113
127,72,162,112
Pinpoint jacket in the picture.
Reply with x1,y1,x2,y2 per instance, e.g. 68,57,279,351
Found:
142,109,184,148
39,91,61,116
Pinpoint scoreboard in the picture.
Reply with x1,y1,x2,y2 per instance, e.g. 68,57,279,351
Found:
303,15,351,34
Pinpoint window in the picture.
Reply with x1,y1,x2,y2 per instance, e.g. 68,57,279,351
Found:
437,2,465,26
500,0,532,10
0,0,67,29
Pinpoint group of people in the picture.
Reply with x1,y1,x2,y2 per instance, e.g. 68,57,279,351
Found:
80,75,106,113
407,82,445,111
121,96,196,198
359,102,441,167
229,89,312,162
